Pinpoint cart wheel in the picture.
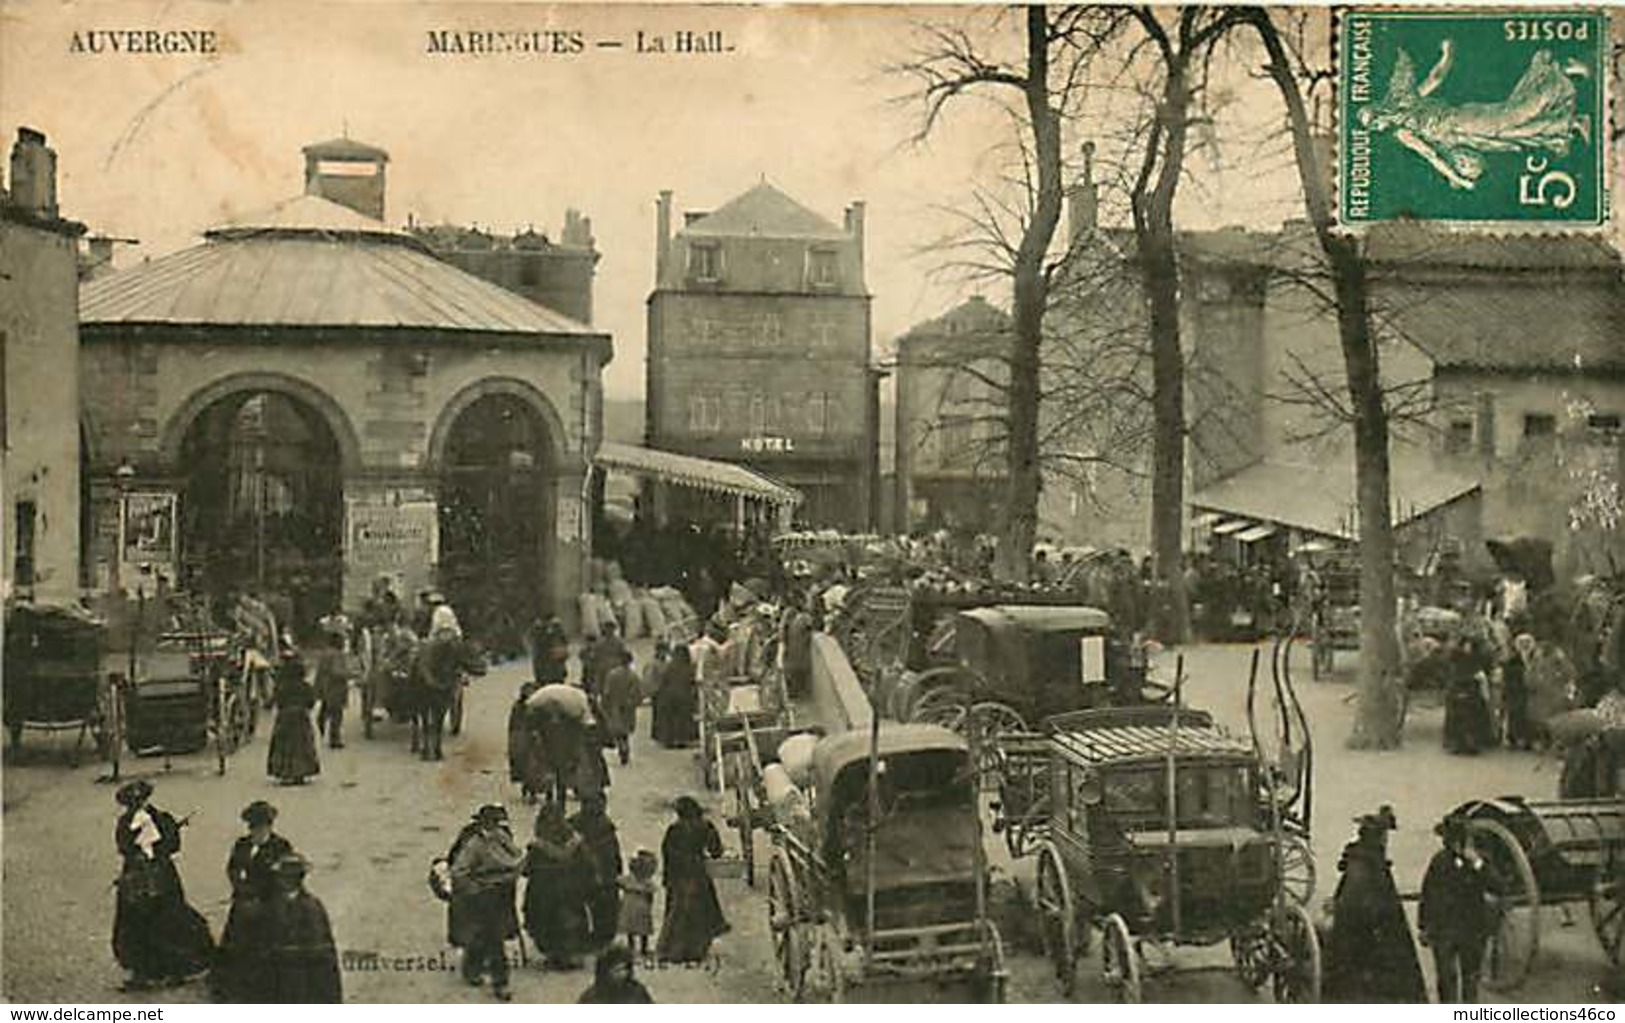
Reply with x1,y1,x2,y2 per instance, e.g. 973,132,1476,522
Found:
1590,855,1623,967
1100,913,1140,1004
1269,902,1321,1003
967,702,1027,781
1279,833,1317,908
733,781,756,888
1230,929,1268,991
768,849,808,999
1035,843,1077,996
909,685,969,730
1469,816,1540,991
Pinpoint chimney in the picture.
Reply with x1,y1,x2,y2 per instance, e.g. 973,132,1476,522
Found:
9,127,58,218
845,200,866,286
655,190,673,283
301,137,388,221
1065,141,1098,246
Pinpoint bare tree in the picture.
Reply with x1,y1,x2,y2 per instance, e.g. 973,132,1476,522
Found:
894,6,1123,580
1244,7,1405,748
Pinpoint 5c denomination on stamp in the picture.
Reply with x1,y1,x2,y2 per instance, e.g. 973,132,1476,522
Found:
1338,8,1608,229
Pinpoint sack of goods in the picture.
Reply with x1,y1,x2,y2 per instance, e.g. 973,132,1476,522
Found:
620,590,647,639
527,683,591,720
777,732,819,789
427,858,454,902
640,596,669,638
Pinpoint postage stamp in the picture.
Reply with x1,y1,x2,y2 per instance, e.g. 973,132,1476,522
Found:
1338,8,1609,228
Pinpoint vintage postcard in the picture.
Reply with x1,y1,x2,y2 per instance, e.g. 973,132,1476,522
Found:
1,1,1621,1008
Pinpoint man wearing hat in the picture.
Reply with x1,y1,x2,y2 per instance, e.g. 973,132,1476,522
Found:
1420,814,1499,1003
449,804,523,1001
313,618,355,750
211,801,294,1001
1323,805,1425,1002
264,854,343,1003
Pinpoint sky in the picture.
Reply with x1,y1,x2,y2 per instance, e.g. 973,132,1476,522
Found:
1,2,1311,398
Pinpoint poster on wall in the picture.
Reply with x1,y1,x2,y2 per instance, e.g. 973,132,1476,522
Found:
345,498,439,605
121,492,176,568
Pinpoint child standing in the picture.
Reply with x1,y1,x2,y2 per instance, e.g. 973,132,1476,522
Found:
618,849,658,960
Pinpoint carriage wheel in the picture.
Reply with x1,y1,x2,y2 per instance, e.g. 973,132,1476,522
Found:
1279,833,1317,908
967,702,1027,781
1230,930,1269,992
1100,913,1140,1004
1035,843,1078,996
1469,817,1541,991
1590,854,1623,967
910,687,969,731
1269,902,1321,1003
768,850,808,999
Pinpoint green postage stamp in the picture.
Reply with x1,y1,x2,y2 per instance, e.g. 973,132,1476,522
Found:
1339,8,1609,228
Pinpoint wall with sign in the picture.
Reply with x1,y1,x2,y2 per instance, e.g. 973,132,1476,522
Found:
344,495,439,609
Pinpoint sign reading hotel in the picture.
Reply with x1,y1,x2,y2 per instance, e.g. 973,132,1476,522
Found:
1339,9,1607,227
741,436,795,454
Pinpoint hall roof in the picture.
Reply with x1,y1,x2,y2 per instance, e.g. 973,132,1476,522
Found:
80,195,602,339
682,182,847,241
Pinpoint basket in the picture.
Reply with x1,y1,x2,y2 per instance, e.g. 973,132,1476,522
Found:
707,854,745,880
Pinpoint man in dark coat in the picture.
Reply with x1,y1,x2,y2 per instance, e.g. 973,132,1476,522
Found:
584,621,630,698
1420,814,1499,1003
449,804,523,1001
264,854,342,1003
598,648,641,767
1322,806,1426,1002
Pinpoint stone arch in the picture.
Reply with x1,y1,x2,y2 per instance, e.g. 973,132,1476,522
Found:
158,371,363,472
426,376,571,474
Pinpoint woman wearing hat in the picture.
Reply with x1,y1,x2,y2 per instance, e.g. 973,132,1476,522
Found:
576,943,654,1003
110,780,215,991
264,854,342,1003
1420,814,1499,1003
450,805,523,1000
656,796,727,964
210,801,294,1001
523,801,592,969
268,649,320,784
1322,805,1425,1002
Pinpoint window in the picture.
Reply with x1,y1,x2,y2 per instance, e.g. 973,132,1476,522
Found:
808,249,839,289
688,243,721,282
688,395,722,434
749,394,767,435
807,392,829,436
1523,413,1557,439
13,500,35,587
1588,413,1622,438
1445,419,1474,456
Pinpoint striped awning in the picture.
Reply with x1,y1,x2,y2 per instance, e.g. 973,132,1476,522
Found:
1237,524,1278,543
594,442,801,507
1211,519,1253,536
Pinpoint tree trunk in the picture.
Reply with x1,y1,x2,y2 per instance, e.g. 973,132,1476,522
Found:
1135,56,1192,644
1250,11,1402,747
998,5,1066,583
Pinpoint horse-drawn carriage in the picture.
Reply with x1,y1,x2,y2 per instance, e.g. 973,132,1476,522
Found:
763,723,1006,1002
1025,705,1321,1002
4,602,112,765
1449,796,1624,988
903,604,1172,749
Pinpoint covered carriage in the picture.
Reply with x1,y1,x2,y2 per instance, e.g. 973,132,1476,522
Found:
765,723,1006,1002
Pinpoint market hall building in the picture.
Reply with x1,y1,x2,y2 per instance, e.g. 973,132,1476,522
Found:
78,138,612,640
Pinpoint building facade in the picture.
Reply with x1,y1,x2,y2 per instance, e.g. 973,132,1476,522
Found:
1,128,85,603
646,183,875,529
78,138,611,639
409,213,599,326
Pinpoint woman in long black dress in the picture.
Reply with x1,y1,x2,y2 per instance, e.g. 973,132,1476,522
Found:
656,796,727,963
652,646,698,748
523,802,592,968
210,801,294,1001
1322,806,1426,1002
268,651,320,784
111,780,215,992
263,854,343,1003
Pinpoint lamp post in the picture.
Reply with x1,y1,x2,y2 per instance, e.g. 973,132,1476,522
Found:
110,460,136,597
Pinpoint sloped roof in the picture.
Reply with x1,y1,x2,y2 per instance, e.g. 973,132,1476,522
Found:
593,442,801,506
1391,279,1625,373
682,182,847,241
1191,456,1480,541
302,137,389,162
81,196,601,339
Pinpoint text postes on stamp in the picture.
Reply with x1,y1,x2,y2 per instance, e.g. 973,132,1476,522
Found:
1339,8,1609,229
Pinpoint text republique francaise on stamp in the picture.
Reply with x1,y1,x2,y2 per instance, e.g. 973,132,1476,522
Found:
1339,8,1609,229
